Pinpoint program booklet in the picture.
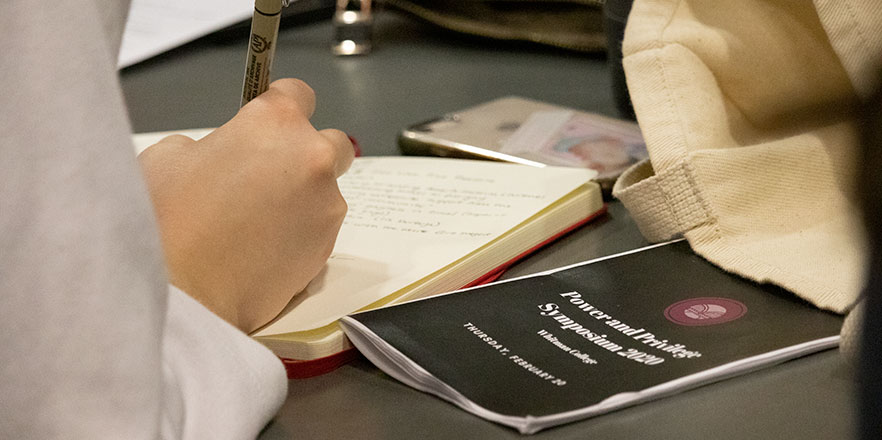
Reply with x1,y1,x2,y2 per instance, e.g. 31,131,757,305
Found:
340,241,843,434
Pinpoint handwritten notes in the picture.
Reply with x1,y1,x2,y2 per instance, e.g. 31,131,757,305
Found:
255,157,595,335
340,160,550,238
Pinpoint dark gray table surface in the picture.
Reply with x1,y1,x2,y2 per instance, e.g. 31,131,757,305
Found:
120,10,857,439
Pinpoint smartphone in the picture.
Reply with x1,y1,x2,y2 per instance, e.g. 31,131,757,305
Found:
398,96,648,197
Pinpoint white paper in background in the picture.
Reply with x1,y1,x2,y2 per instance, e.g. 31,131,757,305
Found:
119,0,252,68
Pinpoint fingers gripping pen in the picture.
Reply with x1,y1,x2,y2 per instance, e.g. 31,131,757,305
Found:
241,0,289,106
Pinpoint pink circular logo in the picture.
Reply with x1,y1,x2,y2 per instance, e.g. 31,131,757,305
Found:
664,297,747,326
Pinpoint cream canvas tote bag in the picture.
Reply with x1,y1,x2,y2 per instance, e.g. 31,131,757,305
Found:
614,0,882,320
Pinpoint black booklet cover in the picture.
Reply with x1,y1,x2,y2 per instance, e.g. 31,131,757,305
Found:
340,241,844,434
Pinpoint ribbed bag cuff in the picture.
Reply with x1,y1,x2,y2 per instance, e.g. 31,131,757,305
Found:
612,158,714,243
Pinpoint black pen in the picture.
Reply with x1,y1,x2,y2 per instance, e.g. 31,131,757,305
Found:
241,0,287,106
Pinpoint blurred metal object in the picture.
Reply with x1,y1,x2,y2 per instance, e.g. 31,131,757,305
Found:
332,0,373,55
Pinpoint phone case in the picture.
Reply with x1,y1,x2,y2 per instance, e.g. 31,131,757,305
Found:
398,96,647,198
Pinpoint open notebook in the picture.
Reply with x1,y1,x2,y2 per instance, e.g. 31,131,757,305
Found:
133,129,605,377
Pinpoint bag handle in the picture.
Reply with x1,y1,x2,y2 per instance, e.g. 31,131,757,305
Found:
612,158,714,242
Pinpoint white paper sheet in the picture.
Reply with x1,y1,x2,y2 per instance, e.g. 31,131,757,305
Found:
119,0,251,68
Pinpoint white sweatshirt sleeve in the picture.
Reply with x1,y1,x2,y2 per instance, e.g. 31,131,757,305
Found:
161,286,288,439
0,1,287,439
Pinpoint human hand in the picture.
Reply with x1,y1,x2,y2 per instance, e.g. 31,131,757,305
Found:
138,79,354,333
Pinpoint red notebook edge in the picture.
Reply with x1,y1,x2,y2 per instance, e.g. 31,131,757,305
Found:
281,349,360,379
279,203,609,379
